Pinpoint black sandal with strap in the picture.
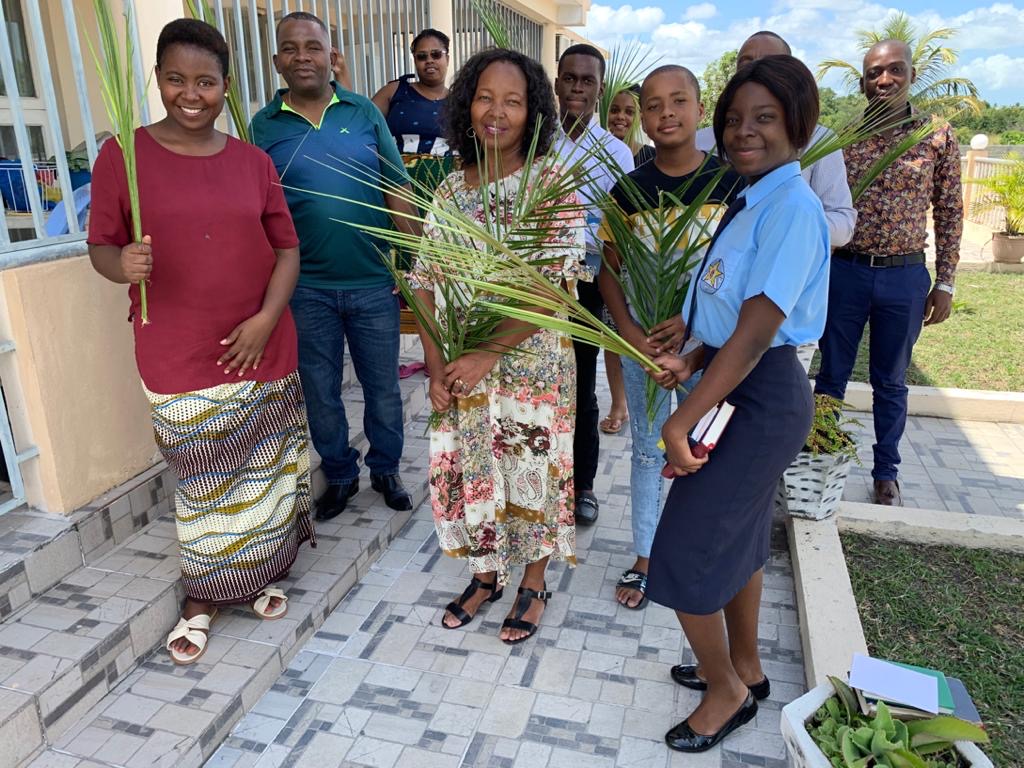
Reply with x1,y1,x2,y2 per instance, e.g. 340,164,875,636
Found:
501,583,551,645
441,576,504,629
616,568,648,610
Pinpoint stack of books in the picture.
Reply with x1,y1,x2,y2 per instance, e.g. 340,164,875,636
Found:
848,654,981,725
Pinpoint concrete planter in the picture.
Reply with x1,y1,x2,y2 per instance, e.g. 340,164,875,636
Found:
782,682,994,768
992,232,1024,264
778,451,852,520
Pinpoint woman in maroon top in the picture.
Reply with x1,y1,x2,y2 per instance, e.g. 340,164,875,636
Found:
87,19,314,665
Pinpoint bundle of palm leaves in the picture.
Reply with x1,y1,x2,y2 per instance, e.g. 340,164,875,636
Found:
294,120,661,426
88,0,148,323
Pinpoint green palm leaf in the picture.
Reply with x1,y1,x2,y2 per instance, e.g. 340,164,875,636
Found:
469,0,514,50
88,0,148,323
183,0,250,142
598,42,659,130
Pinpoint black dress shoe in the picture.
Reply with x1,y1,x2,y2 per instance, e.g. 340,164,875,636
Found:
665,692,758,752
370,473,413,511
575,490,599,526
316,479,359,521
670,664,771,700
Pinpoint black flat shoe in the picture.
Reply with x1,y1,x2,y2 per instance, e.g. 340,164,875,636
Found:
370,473,413,511
441,576,504,629
575,491,599,526
315,479,359,521
665,692,757,752
670,664,771,700
501,583,550,645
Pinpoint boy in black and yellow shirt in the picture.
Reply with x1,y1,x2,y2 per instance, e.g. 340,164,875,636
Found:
598,65,741,610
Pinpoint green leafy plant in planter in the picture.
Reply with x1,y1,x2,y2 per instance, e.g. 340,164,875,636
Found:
805,393,862,462
969,154,1024,263
808,676,989,768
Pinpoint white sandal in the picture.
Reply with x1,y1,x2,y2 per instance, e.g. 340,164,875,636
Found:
252,586,288,620
165,609,217,665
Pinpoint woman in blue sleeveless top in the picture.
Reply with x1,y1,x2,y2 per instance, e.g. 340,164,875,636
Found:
372,29,451,158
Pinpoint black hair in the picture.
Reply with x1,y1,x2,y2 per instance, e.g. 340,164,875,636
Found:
864,39,913,69
743,30,792,55
277,11,328,39
713,55,819,157
411,28,450,53
641,64,701,103
444,48,558,165
558,43,605,81
156,18,229,77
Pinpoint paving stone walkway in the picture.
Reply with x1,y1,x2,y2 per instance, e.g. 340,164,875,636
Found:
842,415,1024,518
206,406,805,768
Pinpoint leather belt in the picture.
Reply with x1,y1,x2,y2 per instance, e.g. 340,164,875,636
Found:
833,248,926,268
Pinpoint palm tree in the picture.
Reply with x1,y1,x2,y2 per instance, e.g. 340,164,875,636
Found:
817,12,981,116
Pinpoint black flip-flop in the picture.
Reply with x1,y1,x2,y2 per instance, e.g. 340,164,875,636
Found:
616,569,648,610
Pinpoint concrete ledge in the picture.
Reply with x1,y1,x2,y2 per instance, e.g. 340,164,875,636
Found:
791,499,1024,690
836,501,1024,553
787,515,868,689
836,381,1024,424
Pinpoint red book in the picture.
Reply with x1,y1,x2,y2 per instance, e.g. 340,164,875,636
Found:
661,401,735,477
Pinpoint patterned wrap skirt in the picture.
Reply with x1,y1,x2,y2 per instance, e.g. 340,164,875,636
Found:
144,371,315,604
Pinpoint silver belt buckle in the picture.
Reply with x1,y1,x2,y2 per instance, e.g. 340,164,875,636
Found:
869,253,885,268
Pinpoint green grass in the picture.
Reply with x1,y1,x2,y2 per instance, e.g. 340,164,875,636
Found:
810,273,1024,392
841,533,1024,766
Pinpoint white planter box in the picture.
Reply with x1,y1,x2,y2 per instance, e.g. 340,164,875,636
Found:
778,451,852,520
781,682,994,767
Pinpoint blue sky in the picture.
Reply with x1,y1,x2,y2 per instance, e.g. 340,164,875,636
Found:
572,1,1024,105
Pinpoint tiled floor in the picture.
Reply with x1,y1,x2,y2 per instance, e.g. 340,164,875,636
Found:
842,415,1024,518
205,420,804,768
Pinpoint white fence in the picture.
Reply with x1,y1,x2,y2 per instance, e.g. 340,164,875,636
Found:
961,154,1014,231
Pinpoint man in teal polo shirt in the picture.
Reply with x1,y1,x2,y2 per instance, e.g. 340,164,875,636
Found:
251,12,418,519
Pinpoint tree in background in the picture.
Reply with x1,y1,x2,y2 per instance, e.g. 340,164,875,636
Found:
950,102,1024,145
817,11,981,118
698,49,737,128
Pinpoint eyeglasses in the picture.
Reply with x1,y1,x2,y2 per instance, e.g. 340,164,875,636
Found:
415,50,446,62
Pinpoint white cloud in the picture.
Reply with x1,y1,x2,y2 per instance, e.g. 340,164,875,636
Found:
582,4,665,38
956,53,1024,92
573,1,1024,102
684,3,718,20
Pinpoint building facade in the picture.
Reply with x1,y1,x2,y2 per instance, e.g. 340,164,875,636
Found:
0,0,593,516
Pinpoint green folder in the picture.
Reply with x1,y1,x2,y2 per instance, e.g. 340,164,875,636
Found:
890,661,955,714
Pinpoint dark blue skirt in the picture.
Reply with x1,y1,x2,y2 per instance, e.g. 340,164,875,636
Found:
645,345,812,615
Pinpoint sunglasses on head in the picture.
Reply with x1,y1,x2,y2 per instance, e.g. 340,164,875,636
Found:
415,50,446,61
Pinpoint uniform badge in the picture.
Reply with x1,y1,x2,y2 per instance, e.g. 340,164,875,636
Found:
699,258,725,294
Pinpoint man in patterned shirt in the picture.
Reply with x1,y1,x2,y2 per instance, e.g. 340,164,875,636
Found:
815,39,963,506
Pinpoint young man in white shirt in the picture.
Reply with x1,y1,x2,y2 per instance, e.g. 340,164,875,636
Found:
553,44,635,526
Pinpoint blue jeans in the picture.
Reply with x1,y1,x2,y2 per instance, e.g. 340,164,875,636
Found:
814,259,931,481
621,357,698,558
290,283,404,485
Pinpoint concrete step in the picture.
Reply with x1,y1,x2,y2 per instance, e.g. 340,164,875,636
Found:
2,340,434,767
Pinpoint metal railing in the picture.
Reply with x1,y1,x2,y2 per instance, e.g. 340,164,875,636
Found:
0,0,145,255
450,0,542,74
0,339,39,515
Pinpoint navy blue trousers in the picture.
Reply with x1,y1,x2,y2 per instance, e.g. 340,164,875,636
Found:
814,258,931,481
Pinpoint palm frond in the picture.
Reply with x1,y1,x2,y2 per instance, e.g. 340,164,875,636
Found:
183,0,251,142
89,0,148,323
598,42,659,130
288,120,661,383
469,0,514,50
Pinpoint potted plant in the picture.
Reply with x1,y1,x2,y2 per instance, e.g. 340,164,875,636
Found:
782,676,992,768
969,156,1024,264
777,393,860,520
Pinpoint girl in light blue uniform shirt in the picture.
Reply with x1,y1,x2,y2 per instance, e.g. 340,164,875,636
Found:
643,55,830,753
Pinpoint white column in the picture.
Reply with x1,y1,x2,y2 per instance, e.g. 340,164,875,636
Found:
427,0,454,84
132,0,184,122
541,23,557,78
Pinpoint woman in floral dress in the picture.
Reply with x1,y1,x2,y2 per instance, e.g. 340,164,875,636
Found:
408,48,585,645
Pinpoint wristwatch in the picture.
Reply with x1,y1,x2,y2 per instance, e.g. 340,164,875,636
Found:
934,283,954,296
